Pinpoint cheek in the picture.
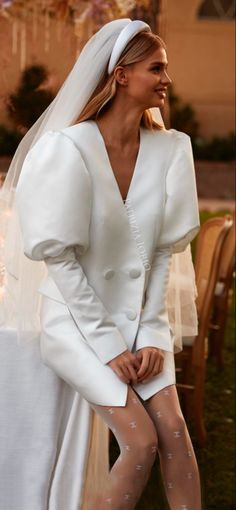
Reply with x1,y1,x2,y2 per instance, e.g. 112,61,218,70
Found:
130,75,154,95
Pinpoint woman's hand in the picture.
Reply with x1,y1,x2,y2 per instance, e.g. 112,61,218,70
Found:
107,350,141,384
136,347,164,383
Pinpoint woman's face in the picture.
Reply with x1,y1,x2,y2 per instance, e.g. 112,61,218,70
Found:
120,46,172,110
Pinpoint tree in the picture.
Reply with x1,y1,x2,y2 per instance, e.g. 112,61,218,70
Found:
168,84,199,138
7,65,55,131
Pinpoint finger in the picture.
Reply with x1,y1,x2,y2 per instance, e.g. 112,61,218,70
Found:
127,364,139,384
114,368,130,384
136,351,143,362
127,352,141,371
150,360,162,382
137,353,156,382
137,352,150,378
132,355,141,370
147,352,156,374
139,353,164,382
124,355,141,383
124,352,140,370
158,355,164,374
114,362,131,383
121,364,133,383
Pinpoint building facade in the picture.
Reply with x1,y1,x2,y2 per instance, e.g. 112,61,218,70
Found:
0,0,235,138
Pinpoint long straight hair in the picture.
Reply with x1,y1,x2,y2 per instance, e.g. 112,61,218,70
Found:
76,31,167,130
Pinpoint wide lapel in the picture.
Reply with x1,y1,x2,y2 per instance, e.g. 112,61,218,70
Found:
91,120,143,208
87,121,168,270
125,128,174,270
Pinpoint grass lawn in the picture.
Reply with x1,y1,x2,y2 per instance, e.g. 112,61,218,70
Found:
110,209,235,509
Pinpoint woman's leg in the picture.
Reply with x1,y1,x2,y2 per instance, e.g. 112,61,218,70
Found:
88,385,158,510
143,384,202,510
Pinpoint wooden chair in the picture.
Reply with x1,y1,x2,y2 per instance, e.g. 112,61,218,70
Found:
175,215,233,447
208,211,235,369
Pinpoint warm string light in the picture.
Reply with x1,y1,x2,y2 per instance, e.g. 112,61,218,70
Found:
12,19,18,54
32,2,38,41
44,8,50,52
1,0,146,66
20,18,26,70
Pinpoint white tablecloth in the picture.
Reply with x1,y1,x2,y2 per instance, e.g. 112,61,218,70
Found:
0,328,93,510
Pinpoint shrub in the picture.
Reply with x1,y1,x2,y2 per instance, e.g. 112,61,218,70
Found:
192,132,236,161
169,85,199,139
7,64,55,130
0,125,23,156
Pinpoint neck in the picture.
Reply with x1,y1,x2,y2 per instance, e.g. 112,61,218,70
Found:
96,95,144,148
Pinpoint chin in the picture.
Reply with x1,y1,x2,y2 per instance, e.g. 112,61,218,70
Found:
145,100,165,110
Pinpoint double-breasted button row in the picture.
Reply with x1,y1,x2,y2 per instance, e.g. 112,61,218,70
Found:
102,268,140,321
129,268,141,279
126,309,137,321
103,269,115,280
103,267,142,280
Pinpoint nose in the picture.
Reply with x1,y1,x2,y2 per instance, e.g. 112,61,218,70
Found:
161,70,172,86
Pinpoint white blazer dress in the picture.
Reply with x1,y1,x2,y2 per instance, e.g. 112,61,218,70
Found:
16,120,200,406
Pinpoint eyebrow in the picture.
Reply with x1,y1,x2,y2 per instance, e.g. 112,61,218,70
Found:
150,61,168,66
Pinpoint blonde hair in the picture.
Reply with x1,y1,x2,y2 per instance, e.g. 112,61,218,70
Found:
76,31,167,130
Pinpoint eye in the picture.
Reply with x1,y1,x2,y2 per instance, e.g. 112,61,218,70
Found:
151,64,168,74
152,65,161,73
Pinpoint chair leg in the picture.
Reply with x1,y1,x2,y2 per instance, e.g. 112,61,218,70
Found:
209,308,219,359
209,285,233,370
210,299,228,370
193,364,207,447
215,303,229,370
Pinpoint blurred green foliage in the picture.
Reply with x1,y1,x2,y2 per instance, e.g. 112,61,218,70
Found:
169,84,200,139
0,124,23,156
1,76,235,161
192,133,236,162
169,85,235,161
7,64,55,130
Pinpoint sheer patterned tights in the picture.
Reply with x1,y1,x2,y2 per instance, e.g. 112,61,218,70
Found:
89,384,202,510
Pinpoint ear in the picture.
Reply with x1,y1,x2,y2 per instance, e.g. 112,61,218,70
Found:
114,66,128,86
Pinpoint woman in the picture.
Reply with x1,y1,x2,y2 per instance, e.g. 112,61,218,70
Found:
2,19,201,509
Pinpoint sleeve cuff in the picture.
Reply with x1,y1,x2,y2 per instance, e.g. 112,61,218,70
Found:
135,324,174,353
91,332,128,364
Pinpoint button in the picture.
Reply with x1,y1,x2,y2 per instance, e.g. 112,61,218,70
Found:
103,268,115,280
129,268,141,279
126,309,137,321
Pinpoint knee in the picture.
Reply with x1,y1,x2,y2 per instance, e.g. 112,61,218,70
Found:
137,424,158,463
170,412,187,433
161,411,187,439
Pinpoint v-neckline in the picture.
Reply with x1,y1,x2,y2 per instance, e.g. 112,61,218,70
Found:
91,120,143,206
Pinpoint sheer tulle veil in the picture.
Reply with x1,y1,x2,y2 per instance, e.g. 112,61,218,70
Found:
0,17,198,349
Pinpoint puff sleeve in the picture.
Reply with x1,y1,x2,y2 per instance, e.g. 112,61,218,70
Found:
16,131,128,364
135,131,200,353
157,130,200,253
16,131,91,261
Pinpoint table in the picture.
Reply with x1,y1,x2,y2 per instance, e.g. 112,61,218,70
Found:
0,327,93,510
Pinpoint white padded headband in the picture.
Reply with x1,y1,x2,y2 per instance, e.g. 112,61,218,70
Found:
108,20,151,75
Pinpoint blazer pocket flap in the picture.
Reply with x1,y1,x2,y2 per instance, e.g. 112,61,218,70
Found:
37,277,67,304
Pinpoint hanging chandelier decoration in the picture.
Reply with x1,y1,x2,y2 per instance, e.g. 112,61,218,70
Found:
0,1,151,32
0,0,151,68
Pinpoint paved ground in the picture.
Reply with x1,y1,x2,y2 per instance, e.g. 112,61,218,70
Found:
198,198,235,212
194,160,235,201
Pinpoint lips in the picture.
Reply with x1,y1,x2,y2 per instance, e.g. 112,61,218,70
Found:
155,89,167,97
